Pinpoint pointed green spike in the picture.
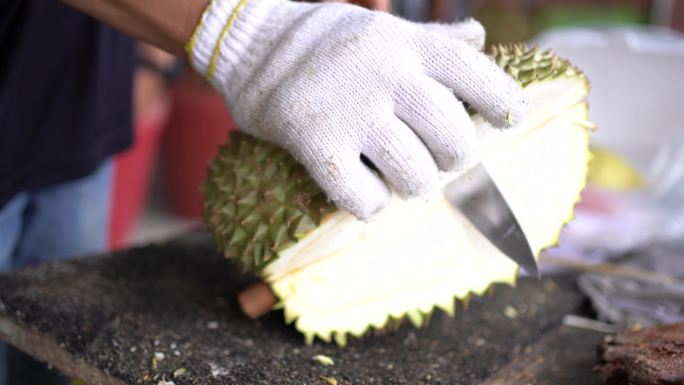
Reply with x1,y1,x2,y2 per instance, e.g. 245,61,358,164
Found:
240,210,261,226
252,222,269,242
228,226,248,249
252,243,263,266
291,214,317,239
264,185,288,203
269,224,290,250
236,190,258,206
274,239,296,253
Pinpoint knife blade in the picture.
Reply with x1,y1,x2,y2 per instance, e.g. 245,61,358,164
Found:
443,163,539,277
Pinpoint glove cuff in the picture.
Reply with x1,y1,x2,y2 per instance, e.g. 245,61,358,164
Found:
186,0,298,96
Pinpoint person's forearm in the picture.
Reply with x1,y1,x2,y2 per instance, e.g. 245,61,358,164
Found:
62,0,208,56
62,0,391,56
326,0,390,11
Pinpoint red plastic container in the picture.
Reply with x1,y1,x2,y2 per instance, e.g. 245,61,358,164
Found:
161,70,234,219
109,104,167,250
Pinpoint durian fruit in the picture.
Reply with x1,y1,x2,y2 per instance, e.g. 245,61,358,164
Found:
203,44,593,345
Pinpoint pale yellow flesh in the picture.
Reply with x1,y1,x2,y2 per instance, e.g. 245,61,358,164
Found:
264,78,592,345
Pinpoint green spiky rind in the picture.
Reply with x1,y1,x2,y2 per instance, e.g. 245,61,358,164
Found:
490,43,582,87
202,132,336,271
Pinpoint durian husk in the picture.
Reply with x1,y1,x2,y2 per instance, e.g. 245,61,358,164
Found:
203,44,593,345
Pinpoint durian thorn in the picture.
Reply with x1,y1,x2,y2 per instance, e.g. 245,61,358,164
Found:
490,45,499,56
284,309,297,324
304,332,314,345
407,310,424,328
319,331,333,344
334,331,348,346
462,294,472,310
444,301,456,317
422,311,433,327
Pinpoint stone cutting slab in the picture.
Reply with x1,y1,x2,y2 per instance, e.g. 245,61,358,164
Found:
0,234,593,385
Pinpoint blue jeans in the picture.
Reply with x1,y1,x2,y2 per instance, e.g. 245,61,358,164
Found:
0,160,113,385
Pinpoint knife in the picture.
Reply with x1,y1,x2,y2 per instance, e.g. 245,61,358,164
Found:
443,163,539,277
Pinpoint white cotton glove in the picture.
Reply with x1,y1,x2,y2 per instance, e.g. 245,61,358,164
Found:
188,0,526,219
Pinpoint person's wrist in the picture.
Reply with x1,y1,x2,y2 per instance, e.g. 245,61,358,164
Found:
138,43,184,85
186,0,296,88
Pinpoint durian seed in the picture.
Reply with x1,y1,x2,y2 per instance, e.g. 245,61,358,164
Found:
312,354,335,366
320,376,338,385
504,305,519,319
172,368,187,378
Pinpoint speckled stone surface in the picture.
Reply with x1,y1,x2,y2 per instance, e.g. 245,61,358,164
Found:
0,233,593,385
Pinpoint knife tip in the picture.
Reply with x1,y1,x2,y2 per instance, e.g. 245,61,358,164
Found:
523,265,541,279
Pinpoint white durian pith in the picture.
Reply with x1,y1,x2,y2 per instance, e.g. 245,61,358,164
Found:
203,45,593,345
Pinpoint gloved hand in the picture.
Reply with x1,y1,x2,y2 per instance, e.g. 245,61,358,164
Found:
188,0,525,219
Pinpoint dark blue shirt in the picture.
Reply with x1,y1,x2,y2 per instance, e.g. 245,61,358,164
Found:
0,0,135,208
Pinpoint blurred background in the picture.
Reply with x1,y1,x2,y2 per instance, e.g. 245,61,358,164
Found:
122,0,684,267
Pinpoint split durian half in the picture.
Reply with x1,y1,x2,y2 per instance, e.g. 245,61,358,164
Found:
203,44,593,345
